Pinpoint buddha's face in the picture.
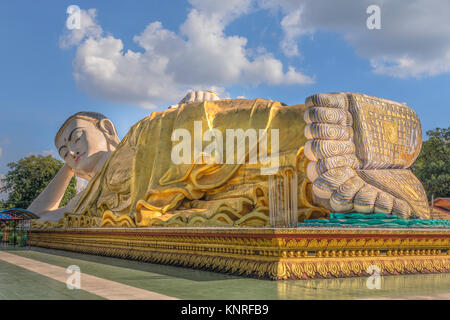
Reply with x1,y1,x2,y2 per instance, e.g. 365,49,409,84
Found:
55,118,114,177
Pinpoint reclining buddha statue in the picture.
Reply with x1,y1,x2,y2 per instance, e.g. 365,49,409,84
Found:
28,91,430,228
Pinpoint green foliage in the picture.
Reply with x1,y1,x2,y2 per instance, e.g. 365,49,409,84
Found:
0,155,77,209
412,127,450,200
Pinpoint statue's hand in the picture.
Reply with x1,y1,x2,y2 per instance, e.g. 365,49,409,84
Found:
62,162,91,182
27,162,75,214
169,90,220,109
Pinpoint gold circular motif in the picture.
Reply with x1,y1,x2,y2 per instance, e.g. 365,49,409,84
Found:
304,263,316,278
291,263,304,278
317,263,328,277
423,260,434,272
340,262,351,276
328,262,340,277
350,261,363,275
394,260,404,273
405,260,415,272
362,261,372,275
384,261,395,274
432,259,443,271
413,260,423,272
443,259,450,270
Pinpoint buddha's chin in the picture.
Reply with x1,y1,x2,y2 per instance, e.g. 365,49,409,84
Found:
73,155,102,177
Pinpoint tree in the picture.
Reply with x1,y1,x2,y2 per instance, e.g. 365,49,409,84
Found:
0,155,77,209
412,127,450,200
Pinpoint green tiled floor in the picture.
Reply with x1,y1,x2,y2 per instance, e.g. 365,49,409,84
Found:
0,259,103,300
2,247,449,300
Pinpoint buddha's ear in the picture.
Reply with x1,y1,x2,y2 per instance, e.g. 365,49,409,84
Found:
99,119,119,146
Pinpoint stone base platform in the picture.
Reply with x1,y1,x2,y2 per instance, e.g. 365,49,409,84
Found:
28,227,450,280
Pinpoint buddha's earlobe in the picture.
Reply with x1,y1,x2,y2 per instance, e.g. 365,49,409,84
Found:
99,119,120,147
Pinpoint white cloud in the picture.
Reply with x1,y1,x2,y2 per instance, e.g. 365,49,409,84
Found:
260,0,450,78
60,1,313,108
59,9,103,48
279,8,313,58
61,0,450,105
0,147,2,158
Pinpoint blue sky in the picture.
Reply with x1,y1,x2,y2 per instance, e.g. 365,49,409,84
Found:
1,0,449,178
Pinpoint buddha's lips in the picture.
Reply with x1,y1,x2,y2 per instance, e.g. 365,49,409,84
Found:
75,152,86,164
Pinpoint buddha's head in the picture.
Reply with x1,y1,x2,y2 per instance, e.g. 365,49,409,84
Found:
55,112,120,178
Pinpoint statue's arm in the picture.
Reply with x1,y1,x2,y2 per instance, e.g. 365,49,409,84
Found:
27,164,75,215
35,191,83,222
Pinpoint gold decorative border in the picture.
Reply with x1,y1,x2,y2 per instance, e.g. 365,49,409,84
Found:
28,227,450,280
31,226,450,235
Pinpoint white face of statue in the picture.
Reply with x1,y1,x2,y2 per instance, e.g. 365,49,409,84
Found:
55,118,115,178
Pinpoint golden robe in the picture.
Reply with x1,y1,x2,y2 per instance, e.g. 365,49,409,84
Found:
57,93,431,229
67,99,310,228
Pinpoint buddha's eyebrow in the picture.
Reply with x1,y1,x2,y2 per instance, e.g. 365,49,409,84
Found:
68,127,83,142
